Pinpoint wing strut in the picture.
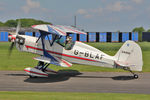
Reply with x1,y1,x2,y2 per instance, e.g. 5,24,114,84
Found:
40,31,57,61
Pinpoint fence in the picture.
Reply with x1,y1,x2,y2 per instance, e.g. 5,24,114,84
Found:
122,32,129,42
111,32,119,42
0,31,140,42
131,32,138,42
88,32,96,42
0,32,8,42
99,32,107,42
142,32,150,42
79,34,87,42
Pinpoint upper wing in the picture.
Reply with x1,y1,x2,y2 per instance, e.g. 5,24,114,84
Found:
56,25,86,35
34,56,72,67
32,24,87,36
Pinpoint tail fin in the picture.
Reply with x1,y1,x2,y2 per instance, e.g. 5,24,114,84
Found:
114,40,143,71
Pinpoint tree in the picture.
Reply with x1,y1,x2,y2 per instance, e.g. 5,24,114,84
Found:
16,18,52,27
1,18,52,27
4,20,17,27
116,30,120,32
0,21,4,27
132,27,145,42
147,29,150,32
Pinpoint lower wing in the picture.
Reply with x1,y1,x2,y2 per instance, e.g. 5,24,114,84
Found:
34,56,72,67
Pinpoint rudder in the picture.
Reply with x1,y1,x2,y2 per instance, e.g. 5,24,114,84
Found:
114,40,143,71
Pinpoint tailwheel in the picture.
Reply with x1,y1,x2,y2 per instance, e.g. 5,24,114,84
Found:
133,74,138,79
123,67,139,79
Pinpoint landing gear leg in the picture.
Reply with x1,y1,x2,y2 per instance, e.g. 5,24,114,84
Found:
36,61,57,73
42,63,50,72
35,61,44,69
123,67,139,79
35,61,49,72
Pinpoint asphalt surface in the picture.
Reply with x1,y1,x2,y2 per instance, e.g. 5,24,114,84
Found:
0,70,150,94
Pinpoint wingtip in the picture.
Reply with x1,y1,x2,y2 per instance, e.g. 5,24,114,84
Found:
32,25,37,28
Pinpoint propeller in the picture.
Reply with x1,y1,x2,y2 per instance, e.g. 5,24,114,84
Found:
15,20,21,35
8,20,21,56
8,42,15,56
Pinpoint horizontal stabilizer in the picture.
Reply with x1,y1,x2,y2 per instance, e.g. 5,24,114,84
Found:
114,61,136,67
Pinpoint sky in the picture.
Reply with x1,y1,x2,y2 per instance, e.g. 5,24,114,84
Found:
0,0,150,32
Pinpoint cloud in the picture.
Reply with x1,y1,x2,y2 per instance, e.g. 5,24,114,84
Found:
0,7,4,11
90,8,103,14
106,1,132,12
84,14,93,18
77,7,103,18
77,1,134,19
77,9,87,15
0,2,5,11
132,0,144,4
22,0,41,13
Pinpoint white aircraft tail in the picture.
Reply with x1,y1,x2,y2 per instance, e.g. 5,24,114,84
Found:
114,40,143,71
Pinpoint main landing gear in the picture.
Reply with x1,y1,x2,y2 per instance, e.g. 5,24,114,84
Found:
123,67,138,79
24,61,57,78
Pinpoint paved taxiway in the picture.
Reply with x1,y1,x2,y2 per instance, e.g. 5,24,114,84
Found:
0,70,150,94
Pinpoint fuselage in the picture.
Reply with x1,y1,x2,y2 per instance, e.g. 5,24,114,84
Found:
16,35,116,68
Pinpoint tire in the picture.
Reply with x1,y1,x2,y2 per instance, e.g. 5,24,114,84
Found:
29,75,37,78
134,74,138,79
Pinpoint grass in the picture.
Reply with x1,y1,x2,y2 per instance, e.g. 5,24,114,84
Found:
0,91,150,100
0,42,150,99
0,42,150,72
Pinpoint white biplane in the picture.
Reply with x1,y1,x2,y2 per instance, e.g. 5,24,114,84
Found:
8,21,143,78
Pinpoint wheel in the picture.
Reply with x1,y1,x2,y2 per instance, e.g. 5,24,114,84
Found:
134,74,138,79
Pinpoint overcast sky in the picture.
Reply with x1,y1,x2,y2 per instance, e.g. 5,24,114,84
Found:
0,0,150,32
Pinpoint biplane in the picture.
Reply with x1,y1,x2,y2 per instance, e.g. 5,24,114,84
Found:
8,21,143,78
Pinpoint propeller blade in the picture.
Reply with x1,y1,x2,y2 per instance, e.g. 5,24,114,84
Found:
8,20,21,57
8,42,15,56
16,20,21,35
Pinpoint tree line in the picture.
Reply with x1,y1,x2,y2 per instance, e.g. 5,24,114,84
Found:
132,27,150,42
0,18,52,27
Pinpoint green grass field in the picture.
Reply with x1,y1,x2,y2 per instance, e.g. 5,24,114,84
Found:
0,42,150,99
0,91,150,100
0,42,150,72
